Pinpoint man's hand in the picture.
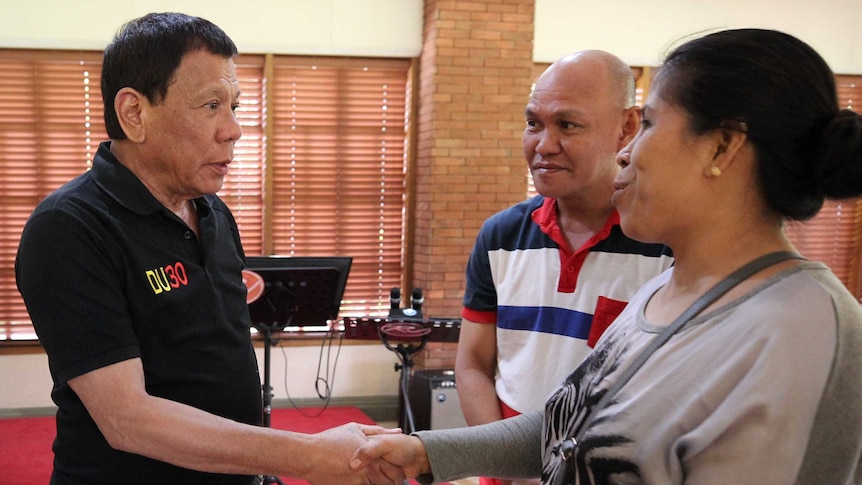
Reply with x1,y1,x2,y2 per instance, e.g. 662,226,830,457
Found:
349,433,430,483
303,423,404,485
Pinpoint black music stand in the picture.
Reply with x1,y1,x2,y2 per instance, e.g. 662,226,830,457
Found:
244,256,351,485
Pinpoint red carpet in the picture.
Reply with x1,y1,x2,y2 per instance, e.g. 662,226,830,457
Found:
0,406,396,485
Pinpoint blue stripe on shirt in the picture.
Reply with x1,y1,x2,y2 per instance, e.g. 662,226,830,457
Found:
498,305,592,340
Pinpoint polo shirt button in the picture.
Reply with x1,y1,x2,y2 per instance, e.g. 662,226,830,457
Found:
184,231,193,240
566,266,575,273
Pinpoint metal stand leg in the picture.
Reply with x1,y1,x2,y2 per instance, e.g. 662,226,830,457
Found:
260,328,285,485
394,344,419,434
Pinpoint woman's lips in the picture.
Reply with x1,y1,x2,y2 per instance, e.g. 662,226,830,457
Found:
611,179,628,206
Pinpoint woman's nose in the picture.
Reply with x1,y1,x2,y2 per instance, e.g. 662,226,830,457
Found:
616,141,634,168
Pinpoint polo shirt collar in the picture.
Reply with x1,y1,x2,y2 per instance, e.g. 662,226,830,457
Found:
532,196,621,252
90,141,214,215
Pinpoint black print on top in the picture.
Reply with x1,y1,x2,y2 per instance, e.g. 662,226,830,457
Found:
542,331,642,485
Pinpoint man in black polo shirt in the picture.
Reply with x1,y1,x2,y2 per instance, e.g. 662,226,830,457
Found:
15,12,397,485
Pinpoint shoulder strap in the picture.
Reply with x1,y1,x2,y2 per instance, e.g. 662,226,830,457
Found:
572,251,803,443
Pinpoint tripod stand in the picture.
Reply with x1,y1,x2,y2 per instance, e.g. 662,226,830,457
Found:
258,324,285,485
377,321,430,434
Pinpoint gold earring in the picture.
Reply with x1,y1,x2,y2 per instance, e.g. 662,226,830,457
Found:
710,166,722,177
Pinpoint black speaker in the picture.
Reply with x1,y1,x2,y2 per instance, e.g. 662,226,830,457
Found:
403,369,468,431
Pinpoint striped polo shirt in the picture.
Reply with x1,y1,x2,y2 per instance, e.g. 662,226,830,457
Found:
462,195,673,413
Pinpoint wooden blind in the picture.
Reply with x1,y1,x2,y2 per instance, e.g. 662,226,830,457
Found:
0,50,107,341
217,55,267,254
0,50,409,342
268,57,409,315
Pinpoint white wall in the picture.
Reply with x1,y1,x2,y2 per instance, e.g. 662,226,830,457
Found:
535,0,862,74
2,0,860,71
0,344,402,410
2,0,862,411
0,0,424,56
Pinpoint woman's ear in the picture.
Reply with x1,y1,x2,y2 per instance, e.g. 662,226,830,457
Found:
114,88,146,143
705,127,748,178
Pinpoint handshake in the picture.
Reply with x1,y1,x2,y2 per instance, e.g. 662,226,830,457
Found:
306,421,539,485
301,422,429,485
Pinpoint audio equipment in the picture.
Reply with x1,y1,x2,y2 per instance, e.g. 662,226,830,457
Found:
387,287,424,320
404,369,468,431
341,316,460,343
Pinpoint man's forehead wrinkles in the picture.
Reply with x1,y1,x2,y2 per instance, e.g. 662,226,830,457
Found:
526,102,587,120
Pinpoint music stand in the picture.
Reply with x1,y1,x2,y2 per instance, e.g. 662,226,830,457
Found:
243,256,351,485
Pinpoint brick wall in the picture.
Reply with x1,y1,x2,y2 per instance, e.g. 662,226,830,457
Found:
411,0,535,370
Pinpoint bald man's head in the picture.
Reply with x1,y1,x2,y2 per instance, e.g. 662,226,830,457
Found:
522,49,642,202
534,50,636,110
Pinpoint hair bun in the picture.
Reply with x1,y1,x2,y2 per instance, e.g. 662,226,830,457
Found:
814,109,862,200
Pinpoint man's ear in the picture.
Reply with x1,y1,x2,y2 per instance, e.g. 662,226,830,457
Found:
114,88,147,143
618,106,641,150
705,127,748,177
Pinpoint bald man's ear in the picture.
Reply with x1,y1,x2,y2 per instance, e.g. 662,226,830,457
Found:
114,88,147,143
619,106,641,149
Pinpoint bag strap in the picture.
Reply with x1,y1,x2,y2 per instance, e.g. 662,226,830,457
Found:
568,250,804,447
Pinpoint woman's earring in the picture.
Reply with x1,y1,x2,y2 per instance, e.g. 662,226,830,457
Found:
710,166,722,177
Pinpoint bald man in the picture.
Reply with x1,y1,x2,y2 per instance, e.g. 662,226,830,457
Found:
455,51,674,485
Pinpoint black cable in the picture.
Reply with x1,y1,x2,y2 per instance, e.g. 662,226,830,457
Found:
396,349,416,433
279,327,344,418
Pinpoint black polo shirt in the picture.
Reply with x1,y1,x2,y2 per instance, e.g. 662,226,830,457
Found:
16,141,262,485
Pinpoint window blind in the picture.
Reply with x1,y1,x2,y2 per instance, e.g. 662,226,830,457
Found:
268,57,409,316
0,50,106,341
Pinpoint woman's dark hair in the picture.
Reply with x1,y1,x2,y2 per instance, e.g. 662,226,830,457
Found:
655,28,862,220
101,12,238,140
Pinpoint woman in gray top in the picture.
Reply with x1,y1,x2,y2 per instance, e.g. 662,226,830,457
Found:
350,28,862,485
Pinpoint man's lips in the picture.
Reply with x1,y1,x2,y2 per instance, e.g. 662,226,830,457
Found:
208,161,231,176
532,162,564,172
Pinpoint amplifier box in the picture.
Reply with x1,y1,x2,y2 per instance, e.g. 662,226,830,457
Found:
403,369,468,431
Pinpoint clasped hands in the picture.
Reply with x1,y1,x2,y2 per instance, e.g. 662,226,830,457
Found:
304,422,428,485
